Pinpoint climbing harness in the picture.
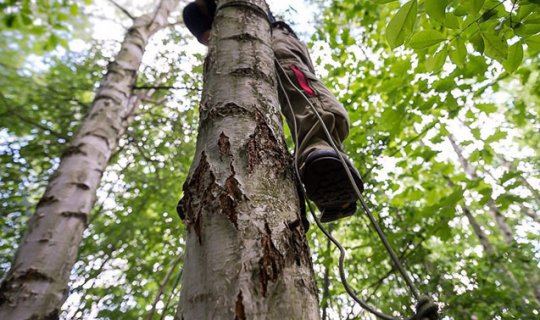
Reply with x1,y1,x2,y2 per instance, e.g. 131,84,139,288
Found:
275,60,440,320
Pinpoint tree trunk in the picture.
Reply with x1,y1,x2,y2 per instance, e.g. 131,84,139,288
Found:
0,1,178,319
448,134,514,244
175,1,320,319
461,206,496,256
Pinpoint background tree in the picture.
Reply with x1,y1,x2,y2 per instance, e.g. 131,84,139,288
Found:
0,0,179,318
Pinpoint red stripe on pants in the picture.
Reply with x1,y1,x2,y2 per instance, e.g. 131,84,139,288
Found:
290,65,315,96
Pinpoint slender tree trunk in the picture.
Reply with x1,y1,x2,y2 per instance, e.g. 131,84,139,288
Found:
448,134,514,244
461,206,496,256
500,158,540,203
0,1,179,319
480,160,540,223
175,1,320,319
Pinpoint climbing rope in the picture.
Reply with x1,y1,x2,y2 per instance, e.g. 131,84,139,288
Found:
275,60,439,320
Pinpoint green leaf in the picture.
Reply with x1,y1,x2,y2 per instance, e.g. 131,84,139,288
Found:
485,130,507,143
425,47,447,72
386,0,418,49
444,13,460,29
4,14,16,28
70,4,79,15
514,23,540,36
433,77,455,92
449,38,467,67
380,107,405,135
372,0,398,3
476,103,498,113
453,6,468,16
502,43,523,74
481,32,508,61
409,30,446,49
463,0,485,16
470,32,485,53
525,34,540,53
425,0,447,23
462,55,488,78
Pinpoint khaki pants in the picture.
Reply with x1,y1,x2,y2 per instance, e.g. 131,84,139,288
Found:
272,25,350,165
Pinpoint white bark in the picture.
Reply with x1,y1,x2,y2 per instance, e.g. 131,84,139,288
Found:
0,1,179,319
175,1,320,319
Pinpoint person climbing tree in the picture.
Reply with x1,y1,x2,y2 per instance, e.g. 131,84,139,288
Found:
181,0,364,224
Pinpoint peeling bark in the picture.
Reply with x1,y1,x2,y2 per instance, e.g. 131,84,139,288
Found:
0,1,179,319
176,1,320,319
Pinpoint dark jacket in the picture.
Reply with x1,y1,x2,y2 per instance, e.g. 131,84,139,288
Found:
183,0,281,44
183,0,216,43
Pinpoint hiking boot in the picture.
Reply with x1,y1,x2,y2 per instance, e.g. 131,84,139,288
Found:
300,149,364,223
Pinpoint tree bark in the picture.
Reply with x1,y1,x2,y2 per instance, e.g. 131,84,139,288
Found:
0,1,179,319
175,1,320,319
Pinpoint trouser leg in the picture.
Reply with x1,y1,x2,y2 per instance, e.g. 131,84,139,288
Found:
271,24,350,166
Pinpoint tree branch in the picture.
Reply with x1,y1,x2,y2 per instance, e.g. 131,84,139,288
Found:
108,0,135,20
146,253,184,320
133,85,201,92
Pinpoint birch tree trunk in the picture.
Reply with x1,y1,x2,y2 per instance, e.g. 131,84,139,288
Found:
0,1,178,319
175,1,320,319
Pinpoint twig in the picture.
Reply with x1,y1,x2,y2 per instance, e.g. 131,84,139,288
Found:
509,0,518,28
446,1,507,45
108,0,135,20
146,253,184,320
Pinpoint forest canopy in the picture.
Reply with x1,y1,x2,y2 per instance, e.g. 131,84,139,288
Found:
1,0,539,319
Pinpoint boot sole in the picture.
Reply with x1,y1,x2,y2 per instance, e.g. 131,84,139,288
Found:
302,152,364,223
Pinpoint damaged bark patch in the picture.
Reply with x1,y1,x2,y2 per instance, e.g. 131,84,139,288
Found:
247,113,288,174
61,211,89,227
72,182,90,190
183,152,214,245
203,102,253,123
183,152,244,242
219,169,243,228
286,220,310,267
61,143,87,157
36,195,58,207
218,132,231,160
234,291,246,320
258,222,285,297
230,67,274,86
88,133,111,148
16,268,54,283
224,33,261,43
